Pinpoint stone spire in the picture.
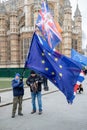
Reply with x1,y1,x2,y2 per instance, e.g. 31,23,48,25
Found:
74,3,82,53
0,2,6,14
64,0,71,8
10,0,16,11
74,4,81,17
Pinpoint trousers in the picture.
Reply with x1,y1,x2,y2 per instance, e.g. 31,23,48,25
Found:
31,92,42,112
12,96,23,116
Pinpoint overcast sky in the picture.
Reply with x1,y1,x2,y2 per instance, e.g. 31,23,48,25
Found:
70,0,87,49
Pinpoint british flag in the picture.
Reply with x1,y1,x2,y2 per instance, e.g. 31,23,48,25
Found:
36,0,62,49
74,70,85,95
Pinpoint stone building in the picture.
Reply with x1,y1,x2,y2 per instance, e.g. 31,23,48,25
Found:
0,0,82,68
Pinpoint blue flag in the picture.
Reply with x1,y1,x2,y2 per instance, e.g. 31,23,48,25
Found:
25,33,82,104
71,49,87,66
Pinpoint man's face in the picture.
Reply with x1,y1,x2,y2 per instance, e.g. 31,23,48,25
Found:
31,74,36,77
15,76,20,80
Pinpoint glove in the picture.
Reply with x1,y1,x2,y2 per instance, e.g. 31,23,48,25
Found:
19,80,23,86
35,81,38,83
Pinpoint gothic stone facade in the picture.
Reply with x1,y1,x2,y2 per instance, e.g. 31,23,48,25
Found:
0,0,82,68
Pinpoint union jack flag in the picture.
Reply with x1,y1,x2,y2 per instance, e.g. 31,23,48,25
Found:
74,70,85,93
36,0,62,49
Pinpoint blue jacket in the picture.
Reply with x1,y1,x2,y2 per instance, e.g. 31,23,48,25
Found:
12,79,24,96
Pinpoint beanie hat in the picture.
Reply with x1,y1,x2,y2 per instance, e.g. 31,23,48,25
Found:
15,73,20,77
30,70,36,74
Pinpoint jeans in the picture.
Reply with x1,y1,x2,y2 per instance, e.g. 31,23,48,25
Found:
31,92,42,112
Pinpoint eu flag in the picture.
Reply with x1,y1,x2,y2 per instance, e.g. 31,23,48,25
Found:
71,49,87,66
36,0,62,49
25,33,82,104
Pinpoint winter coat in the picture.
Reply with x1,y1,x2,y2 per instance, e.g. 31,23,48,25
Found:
26,75,43,92
12,79,24,96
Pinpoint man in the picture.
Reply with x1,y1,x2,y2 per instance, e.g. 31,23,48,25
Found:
26,70,43,115
11,73,24,118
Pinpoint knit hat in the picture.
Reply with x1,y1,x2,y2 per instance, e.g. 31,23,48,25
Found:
15,73,20,77
30,70,36,74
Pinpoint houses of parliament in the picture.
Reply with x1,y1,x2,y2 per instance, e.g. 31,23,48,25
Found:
0,0,82,68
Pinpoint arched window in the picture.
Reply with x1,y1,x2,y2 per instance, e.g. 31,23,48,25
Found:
72,39,77,50
20,38,32,64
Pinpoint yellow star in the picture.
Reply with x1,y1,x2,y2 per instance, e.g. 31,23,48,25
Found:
42,60,45,64
45,68,49,71
48,53,51,56
52,72,55,75
55,58,58,62
59,65,62,69
59,73,62,77
42,53,45,56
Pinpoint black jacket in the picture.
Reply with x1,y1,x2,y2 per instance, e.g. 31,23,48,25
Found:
26,75,43,92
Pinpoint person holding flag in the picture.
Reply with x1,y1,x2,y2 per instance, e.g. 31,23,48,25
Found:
26,70,43,115
11,73,24,118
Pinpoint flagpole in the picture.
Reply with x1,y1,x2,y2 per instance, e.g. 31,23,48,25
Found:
21,30,36,80
21,68,26,81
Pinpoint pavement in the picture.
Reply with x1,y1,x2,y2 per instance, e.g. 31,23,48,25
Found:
0,81,58,107
0,77,87,130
